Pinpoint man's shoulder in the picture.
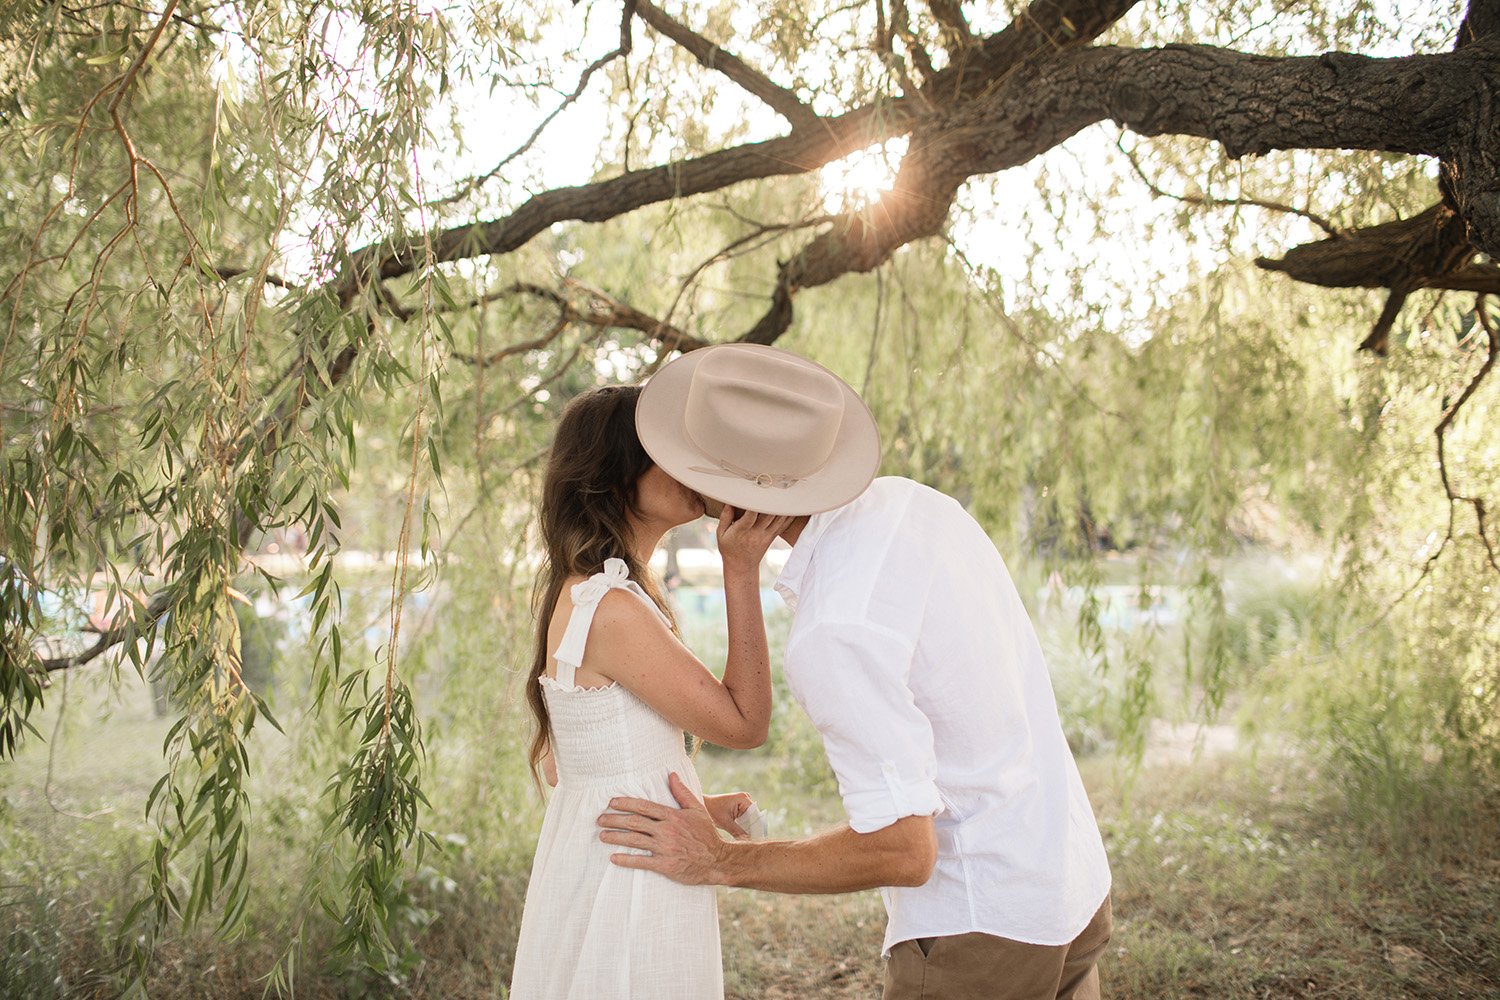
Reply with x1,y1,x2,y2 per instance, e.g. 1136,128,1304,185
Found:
837,476,922,521
832,476,962,533
791,478,953,631
866,474,922,497
864,475,962,506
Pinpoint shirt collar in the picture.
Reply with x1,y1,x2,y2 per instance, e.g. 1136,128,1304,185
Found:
773,507,837,611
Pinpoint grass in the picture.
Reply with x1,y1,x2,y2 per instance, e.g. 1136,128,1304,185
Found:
3,677,1498,999
706,749,1500,1000
1093,754,1499,999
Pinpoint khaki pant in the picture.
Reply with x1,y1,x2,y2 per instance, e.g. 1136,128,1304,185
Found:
883,894,1113,1000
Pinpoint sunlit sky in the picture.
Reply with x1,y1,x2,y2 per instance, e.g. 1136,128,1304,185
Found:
220,0,1458,343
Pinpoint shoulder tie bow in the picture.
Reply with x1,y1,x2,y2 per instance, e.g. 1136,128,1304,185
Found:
570,557,630,606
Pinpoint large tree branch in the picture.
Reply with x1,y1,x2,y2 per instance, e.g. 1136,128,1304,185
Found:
632,0,817,127
1255,203,1493,353
331,10,1500,359
1460,0,1500,46
350,3,1500,374
1443,1,1500,281
357,0,1143,293
926,0,975,55
1255,206,1480,290
733,35,1499,344
1435,263,1500,293
735,0,1141,342
355,102,910,292
942,43,1499,172
930,0,1140,103
333,0,1497,351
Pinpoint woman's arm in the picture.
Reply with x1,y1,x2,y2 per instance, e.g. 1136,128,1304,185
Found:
539,743,559,787
703,791,754,838
586,507,792,749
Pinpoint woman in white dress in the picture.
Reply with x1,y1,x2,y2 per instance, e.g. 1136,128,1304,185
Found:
509,385,792,999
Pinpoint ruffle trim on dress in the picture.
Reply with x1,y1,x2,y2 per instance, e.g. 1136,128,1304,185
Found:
539,674,620,696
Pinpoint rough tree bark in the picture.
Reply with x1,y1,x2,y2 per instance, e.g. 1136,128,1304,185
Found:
1254,1,1500,353
1255,206,1494,354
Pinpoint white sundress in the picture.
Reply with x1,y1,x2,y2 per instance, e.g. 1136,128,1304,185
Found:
508,558,724,1000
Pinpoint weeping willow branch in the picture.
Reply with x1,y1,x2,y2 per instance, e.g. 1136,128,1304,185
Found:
433,0,640,207
1433,296,1500,574
3,0,198,350
36,303,374,675
429,279,715,365
1116,137,1340,236
213,265,299,290
633,0,818,126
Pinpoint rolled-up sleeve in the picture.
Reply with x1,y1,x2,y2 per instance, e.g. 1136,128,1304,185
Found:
784,619,942,834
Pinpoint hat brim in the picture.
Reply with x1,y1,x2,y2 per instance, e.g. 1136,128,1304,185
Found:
635,344,881,517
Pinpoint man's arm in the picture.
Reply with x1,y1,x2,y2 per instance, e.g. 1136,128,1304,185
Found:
599,772,937,891
718,816,938,892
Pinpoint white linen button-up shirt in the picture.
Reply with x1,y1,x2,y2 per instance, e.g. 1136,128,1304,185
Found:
774,476,1111,956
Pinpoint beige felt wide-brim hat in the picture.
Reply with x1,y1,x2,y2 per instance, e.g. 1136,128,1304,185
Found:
636,343,881,516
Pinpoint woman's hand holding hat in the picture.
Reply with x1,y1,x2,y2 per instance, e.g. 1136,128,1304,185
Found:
716,506,795,573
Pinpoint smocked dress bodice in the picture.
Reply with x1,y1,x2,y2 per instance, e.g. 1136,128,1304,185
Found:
540,559,691,785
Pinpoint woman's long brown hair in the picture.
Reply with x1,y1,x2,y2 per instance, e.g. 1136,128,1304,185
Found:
526,385,677,787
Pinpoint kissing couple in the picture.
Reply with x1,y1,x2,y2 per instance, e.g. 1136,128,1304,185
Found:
508,344,1112,1000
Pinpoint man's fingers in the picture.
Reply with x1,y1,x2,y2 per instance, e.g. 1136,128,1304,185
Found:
610,852,665,872
667,771,704,810
597,812,655,833
599,830,655,850
607,796,673,820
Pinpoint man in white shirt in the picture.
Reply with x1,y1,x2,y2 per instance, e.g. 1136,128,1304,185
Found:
601,344,1113,999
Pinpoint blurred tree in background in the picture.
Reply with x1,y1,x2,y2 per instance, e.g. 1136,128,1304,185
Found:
1,0,1497,992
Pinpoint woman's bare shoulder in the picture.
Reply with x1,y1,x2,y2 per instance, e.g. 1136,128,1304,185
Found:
546,578,665,640
590,587,672,636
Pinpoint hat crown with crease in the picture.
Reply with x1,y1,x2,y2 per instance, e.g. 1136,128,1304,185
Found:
684,351,845,479
635,343,881,517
